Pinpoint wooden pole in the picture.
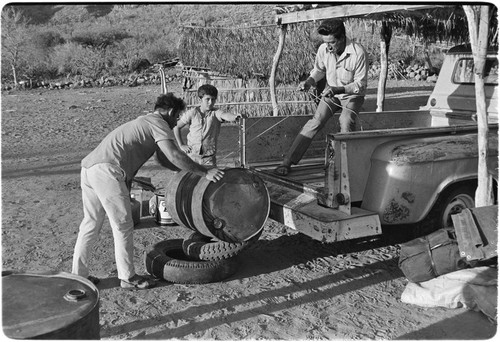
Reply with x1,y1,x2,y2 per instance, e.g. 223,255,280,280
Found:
376,21,392,112
270,24,287,116
463,5,493,206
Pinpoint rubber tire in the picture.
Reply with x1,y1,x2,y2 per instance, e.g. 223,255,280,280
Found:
435,185,476,228
144,239,238,284
416,183,476,237
182,229,263,261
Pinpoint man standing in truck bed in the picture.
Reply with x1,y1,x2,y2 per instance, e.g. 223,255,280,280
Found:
274,18,368,176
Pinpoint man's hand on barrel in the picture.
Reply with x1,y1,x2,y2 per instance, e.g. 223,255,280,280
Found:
205,168,224,182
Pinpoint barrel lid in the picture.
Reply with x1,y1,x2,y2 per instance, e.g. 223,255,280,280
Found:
2,271,99,339
201,168,270,242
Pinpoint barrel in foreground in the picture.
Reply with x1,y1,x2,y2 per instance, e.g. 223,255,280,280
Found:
2,270,100,340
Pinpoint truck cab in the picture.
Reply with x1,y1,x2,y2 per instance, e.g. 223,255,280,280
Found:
426,44,498,125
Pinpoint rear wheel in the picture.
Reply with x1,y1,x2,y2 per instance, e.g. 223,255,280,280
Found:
419,183,476,236
440,188,475,227
382,183,477,242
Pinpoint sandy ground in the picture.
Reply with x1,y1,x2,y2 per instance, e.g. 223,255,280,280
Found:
1,81,496,340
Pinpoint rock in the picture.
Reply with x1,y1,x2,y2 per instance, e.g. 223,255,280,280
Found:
427,75,438,83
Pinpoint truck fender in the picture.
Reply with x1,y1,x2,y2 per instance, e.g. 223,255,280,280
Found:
360,133,495,225
362,169,477,225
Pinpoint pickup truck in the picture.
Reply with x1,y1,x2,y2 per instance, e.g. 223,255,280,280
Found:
237,44,498,243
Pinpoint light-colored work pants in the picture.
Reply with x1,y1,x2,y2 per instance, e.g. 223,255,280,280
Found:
285,95,364,165
72,163,135,281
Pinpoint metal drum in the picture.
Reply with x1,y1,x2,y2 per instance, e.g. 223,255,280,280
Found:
164,168,270,242
2,271,100,339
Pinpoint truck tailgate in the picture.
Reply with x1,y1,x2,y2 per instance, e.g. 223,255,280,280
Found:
251,169,381,243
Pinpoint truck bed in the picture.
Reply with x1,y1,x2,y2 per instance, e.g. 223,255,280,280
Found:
252,161,326,193
238,109,433,197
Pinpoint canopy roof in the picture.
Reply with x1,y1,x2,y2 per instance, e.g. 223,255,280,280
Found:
275,4,497,45
447,44,498,54
275,4,437,24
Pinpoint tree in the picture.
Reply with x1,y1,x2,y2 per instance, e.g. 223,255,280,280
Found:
1,7,31,87
463,5,495,207
376,21,392,112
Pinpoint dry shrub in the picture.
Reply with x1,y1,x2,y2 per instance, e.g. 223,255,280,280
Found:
69,27,131,48
49,42,109,78
179,22,318,84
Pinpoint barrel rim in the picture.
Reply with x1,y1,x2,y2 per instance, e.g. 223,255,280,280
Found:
2,270,99,291
191,174,214,236
196,168,271,242
164,170,190,227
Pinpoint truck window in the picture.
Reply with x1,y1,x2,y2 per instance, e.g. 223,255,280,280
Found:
453,58,498,85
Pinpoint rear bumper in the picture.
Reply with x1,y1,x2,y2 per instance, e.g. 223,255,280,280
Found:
264,180,382,243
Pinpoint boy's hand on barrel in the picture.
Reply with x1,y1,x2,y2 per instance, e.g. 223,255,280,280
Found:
205,168,224,182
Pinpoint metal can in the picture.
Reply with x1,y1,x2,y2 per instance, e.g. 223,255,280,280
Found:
149,192,175,226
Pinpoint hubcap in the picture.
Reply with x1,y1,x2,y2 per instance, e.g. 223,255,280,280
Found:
442,193,475,227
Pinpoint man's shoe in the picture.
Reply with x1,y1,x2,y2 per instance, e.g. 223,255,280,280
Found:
87,275,100,285
120,274,155,290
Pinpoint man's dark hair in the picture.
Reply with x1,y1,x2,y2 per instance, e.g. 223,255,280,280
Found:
317,19,345,38
154,93,186,112
198,84,218,98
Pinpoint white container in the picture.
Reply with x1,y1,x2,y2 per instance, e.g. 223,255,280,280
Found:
149,192,175,226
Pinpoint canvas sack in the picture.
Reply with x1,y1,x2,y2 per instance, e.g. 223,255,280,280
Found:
398,228,469,283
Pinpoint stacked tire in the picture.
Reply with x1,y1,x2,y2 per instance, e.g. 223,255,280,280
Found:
144,230,262,284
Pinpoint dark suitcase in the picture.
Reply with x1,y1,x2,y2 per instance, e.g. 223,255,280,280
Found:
398,228,469,283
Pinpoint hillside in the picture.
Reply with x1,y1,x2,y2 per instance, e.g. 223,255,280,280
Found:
1,3,277,84
2,3,448,86
9,3,276,49
17,3,276,27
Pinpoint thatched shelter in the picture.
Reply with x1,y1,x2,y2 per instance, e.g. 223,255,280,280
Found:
178,22,322,116
178,4,497,116
271,3,497,113
179,5,497,83
179,23,318,84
